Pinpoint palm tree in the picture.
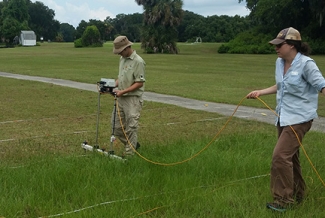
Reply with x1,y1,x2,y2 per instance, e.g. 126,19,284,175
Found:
135,0,183,54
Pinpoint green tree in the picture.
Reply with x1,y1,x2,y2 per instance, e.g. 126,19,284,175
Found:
309,0,325,27
226,0,325,54
81,25,103,47
177,10,205,42
177,11,249,43
238,0,311,35
112,14,128,37
135,0,184,54
0,1,6,42
55,32,64,42
59,23,76,42
1,17,25,43
28,1,60,41
75,20,88,39
111,13,142,42
0,0,30,45
76,19,114,41
103,16,115,41
88,19,113,41
306,0,325,39
2,0,29,22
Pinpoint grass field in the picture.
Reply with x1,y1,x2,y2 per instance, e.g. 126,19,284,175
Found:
1,42,325,217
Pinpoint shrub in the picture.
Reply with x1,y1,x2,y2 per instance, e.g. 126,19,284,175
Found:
74,25,103,48
218,31,274,54
74,38,83,48
81,25,103,47
218,44,229,53
308,38,325,54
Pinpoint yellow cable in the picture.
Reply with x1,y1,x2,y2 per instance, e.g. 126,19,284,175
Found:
256,97,325,188
113,94,325,188
115,96,247,166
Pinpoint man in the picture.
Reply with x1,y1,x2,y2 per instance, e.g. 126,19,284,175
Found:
112,35,146,157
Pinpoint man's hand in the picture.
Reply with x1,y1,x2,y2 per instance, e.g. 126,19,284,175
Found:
114,90,125,97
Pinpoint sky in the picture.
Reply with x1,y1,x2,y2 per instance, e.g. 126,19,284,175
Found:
32,0,250,28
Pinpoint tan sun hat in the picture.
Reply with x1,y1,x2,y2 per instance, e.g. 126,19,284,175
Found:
269,27,301,45
113,36,133,54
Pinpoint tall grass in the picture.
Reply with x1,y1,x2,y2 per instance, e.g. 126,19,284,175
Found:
0,43,325,217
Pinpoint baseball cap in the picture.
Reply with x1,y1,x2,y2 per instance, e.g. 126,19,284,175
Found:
269,27,301,45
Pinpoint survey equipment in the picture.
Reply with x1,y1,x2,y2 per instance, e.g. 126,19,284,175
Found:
81,78,124,160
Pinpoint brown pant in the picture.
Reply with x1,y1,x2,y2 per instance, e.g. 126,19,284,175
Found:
112,96,143,155
271,120,312,206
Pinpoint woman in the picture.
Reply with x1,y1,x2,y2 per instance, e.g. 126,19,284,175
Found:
247,27,325,212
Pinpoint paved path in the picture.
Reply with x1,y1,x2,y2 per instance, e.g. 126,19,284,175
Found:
1,71,324,133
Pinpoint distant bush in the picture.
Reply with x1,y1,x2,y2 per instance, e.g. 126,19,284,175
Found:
218,31,274,54
74,38,83,48
74,25,103,48
219,30,325,55
82,25,103,47
307,38,325,55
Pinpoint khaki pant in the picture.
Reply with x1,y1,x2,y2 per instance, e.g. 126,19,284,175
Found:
112,96,143,155
271,120,312,206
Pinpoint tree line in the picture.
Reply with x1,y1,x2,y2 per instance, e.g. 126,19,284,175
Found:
1,0,325,54
0,0,249,45
0,0,59,45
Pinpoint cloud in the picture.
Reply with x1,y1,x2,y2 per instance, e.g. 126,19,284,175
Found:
35,0,116,27
64,2,114,24
183,0,249,17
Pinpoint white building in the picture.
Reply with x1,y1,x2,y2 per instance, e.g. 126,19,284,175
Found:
19,30,36,46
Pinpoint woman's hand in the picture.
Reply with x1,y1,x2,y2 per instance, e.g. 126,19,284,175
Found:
246,90,261,99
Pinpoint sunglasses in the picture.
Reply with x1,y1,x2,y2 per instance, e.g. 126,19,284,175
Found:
275,42,287,48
